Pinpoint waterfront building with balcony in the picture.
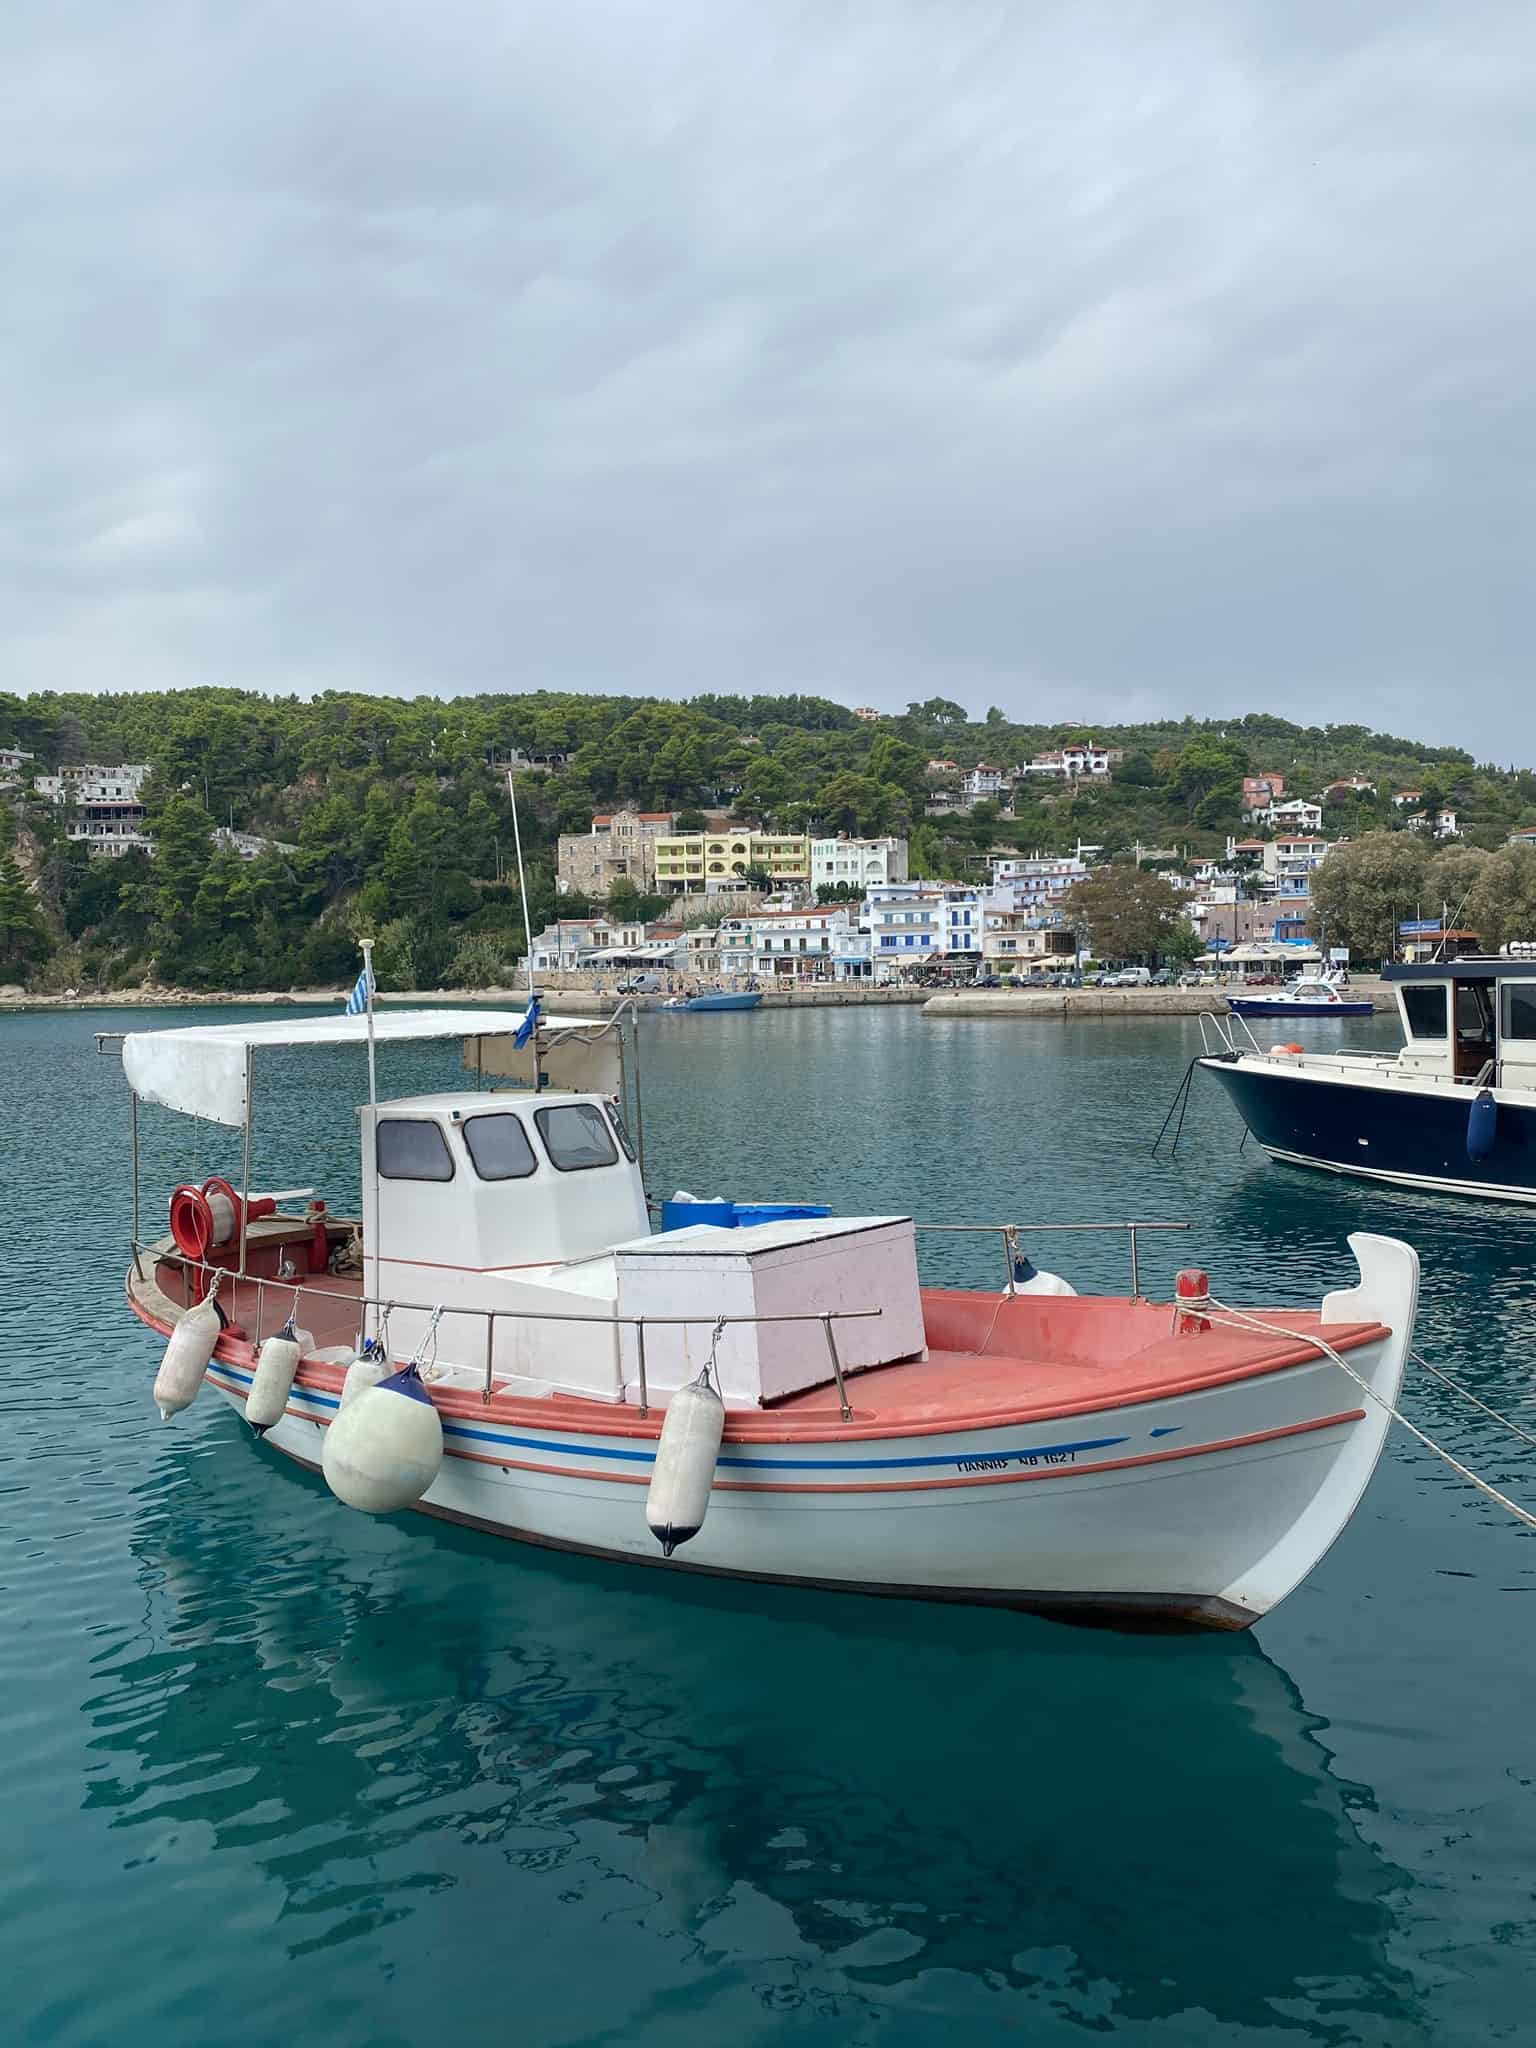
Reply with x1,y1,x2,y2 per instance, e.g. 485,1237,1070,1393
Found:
810,835,908,893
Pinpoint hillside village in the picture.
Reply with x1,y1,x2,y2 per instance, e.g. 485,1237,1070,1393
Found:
5,688,1536,991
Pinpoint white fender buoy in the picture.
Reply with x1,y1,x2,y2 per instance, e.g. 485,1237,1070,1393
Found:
1004,1251,1076,1298
321,1363,443,1513
153,1283,225,1420
340,1354,390,1408
646,1370,725,1556
1014,1267,1075,1297
246,1318,301,1435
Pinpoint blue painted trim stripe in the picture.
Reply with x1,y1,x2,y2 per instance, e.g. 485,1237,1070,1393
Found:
216,1355,1135,1472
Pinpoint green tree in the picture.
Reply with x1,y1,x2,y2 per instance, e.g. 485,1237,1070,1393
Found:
1163,919,1204,964
1425,844,1492,931
1193,779,1243,830
1307,832,1430,959
1171,737,1249,818
0,852,52,978
1466,848,1536,951
1059,866,1189,963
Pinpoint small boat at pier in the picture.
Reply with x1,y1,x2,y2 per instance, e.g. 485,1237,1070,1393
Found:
105,1004,1420,1631
1229,971,1373,1019
662,990,763,1012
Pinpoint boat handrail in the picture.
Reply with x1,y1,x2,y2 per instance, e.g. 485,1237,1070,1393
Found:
1198,1009,1267,1059
132,1237,882,1419
912,1218,1188,1298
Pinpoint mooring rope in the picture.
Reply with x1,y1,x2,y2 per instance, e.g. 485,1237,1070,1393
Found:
1409,1349,1536,1452
1204,1300,1536,1535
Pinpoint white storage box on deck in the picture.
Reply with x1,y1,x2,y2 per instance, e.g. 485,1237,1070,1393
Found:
613,1216,925,1406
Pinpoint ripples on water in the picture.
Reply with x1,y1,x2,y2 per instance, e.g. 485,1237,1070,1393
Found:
2,1005,1534,2045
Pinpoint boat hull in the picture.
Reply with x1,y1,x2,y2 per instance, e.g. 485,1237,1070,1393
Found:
683,993,762,1011
199,1311,1407,1631
1203,1055,1536,1201
1228,999,1374,1018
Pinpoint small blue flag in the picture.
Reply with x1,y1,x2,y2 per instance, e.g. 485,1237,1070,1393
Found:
513,991,540,1049
344,964,373,1016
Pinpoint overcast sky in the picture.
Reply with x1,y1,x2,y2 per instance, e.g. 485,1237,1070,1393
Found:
4,3,1533,754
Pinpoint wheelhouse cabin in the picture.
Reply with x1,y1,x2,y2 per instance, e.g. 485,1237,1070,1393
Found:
1386,959,1536,1089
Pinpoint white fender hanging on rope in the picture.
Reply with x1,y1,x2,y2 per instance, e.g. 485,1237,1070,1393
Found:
340,1353,391,1409
1002,1232,1076,1299
246,1313,302,1435
646,1352,726,1556
153,1278,226,1420
341,1325,393,1409
322,1310,444,1513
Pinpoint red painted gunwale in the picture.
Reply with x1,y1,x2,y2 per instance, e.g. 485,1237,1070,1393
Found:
129,1270,1388,1447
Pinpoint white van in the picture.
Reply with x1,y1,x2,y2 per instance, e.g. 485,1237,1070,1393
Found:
1111,966,1153,986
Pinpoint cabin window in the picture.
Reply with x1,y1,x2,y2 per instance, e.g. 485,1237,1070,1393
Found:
535,1103,620,1172
1400,986,1448,1039
376,1118,455,1181
605,1099,637,1160
1501,981,1536,1041
462,1113,538,1181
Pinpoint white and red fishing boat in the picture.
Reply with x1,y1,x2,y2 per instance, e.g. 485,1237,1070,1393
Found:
107,1003,1420,1631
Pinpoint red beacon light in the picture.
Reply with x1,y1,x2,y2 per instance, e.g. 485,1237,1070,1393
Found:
1174,1267,1211,1336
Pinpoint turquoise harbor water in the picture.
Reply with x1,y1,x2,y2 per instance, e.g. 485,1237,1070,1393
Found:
3,1002,1535,2045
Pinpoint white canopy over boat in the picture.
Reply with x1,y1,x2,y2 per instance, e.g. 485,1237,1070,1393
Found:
1225,942,1323,965
121,1007,593,1127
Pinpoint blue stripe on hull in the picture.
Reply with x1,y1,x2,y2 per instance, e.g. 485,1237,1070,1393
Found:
1207,1061,1536,1201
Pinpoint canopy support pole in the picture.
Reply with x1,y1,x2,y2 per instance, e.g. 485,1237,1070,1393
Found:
130,1090,143,1281
238,1046,254,1278
361,936,381,1346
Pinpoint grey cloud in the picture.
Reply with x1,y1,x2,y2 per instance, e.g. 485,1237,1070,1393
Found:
2,1,1534,751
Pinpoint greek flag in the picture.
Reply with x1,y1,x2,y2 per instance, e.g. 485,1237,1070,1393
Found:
513,990,540,1049
344,963,373,1016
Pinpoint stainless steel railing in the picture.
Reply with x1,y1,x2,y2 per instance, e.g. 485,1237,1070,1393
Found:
133,1237,880,1419
912,1219,1189,1299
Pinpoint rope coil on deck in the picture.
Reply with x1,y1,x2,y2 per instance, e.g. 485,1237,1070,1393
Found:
1206,1301,1536,1534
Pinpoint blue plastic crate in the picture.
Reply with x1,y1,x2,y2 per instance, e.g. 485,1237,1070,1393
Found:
732,1202,832,1228
659,1199,737,1232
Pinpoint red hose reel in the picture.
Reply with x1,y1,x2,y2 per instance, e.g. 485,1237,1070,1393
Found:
168,1176,277,1262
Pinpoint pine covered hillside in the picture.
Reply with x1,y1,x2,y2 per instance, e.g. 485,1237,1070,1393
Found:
3,687,1535,992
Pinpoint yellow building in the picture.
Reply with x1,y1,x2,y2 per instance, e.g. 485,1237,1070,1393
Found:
654,830,810,894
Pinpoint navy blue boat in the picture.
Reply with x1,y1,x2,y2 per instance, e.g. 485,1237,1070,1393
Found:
1200,957,1536,1203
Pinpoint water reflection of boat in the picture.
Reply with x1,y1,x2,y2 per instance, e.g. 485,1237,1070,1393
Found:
98,1439,1422,2038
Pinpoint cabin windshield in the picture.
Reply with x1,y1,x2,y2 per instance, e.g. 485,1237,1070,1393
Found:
1400,985,1448,1040
462,1113,538,1181
1502,981,1536,1043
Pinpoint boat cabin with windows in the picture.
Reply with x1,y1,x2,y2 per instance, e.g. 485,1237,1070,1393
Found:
1387,959,1536,1088
1199,953,1536,1203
